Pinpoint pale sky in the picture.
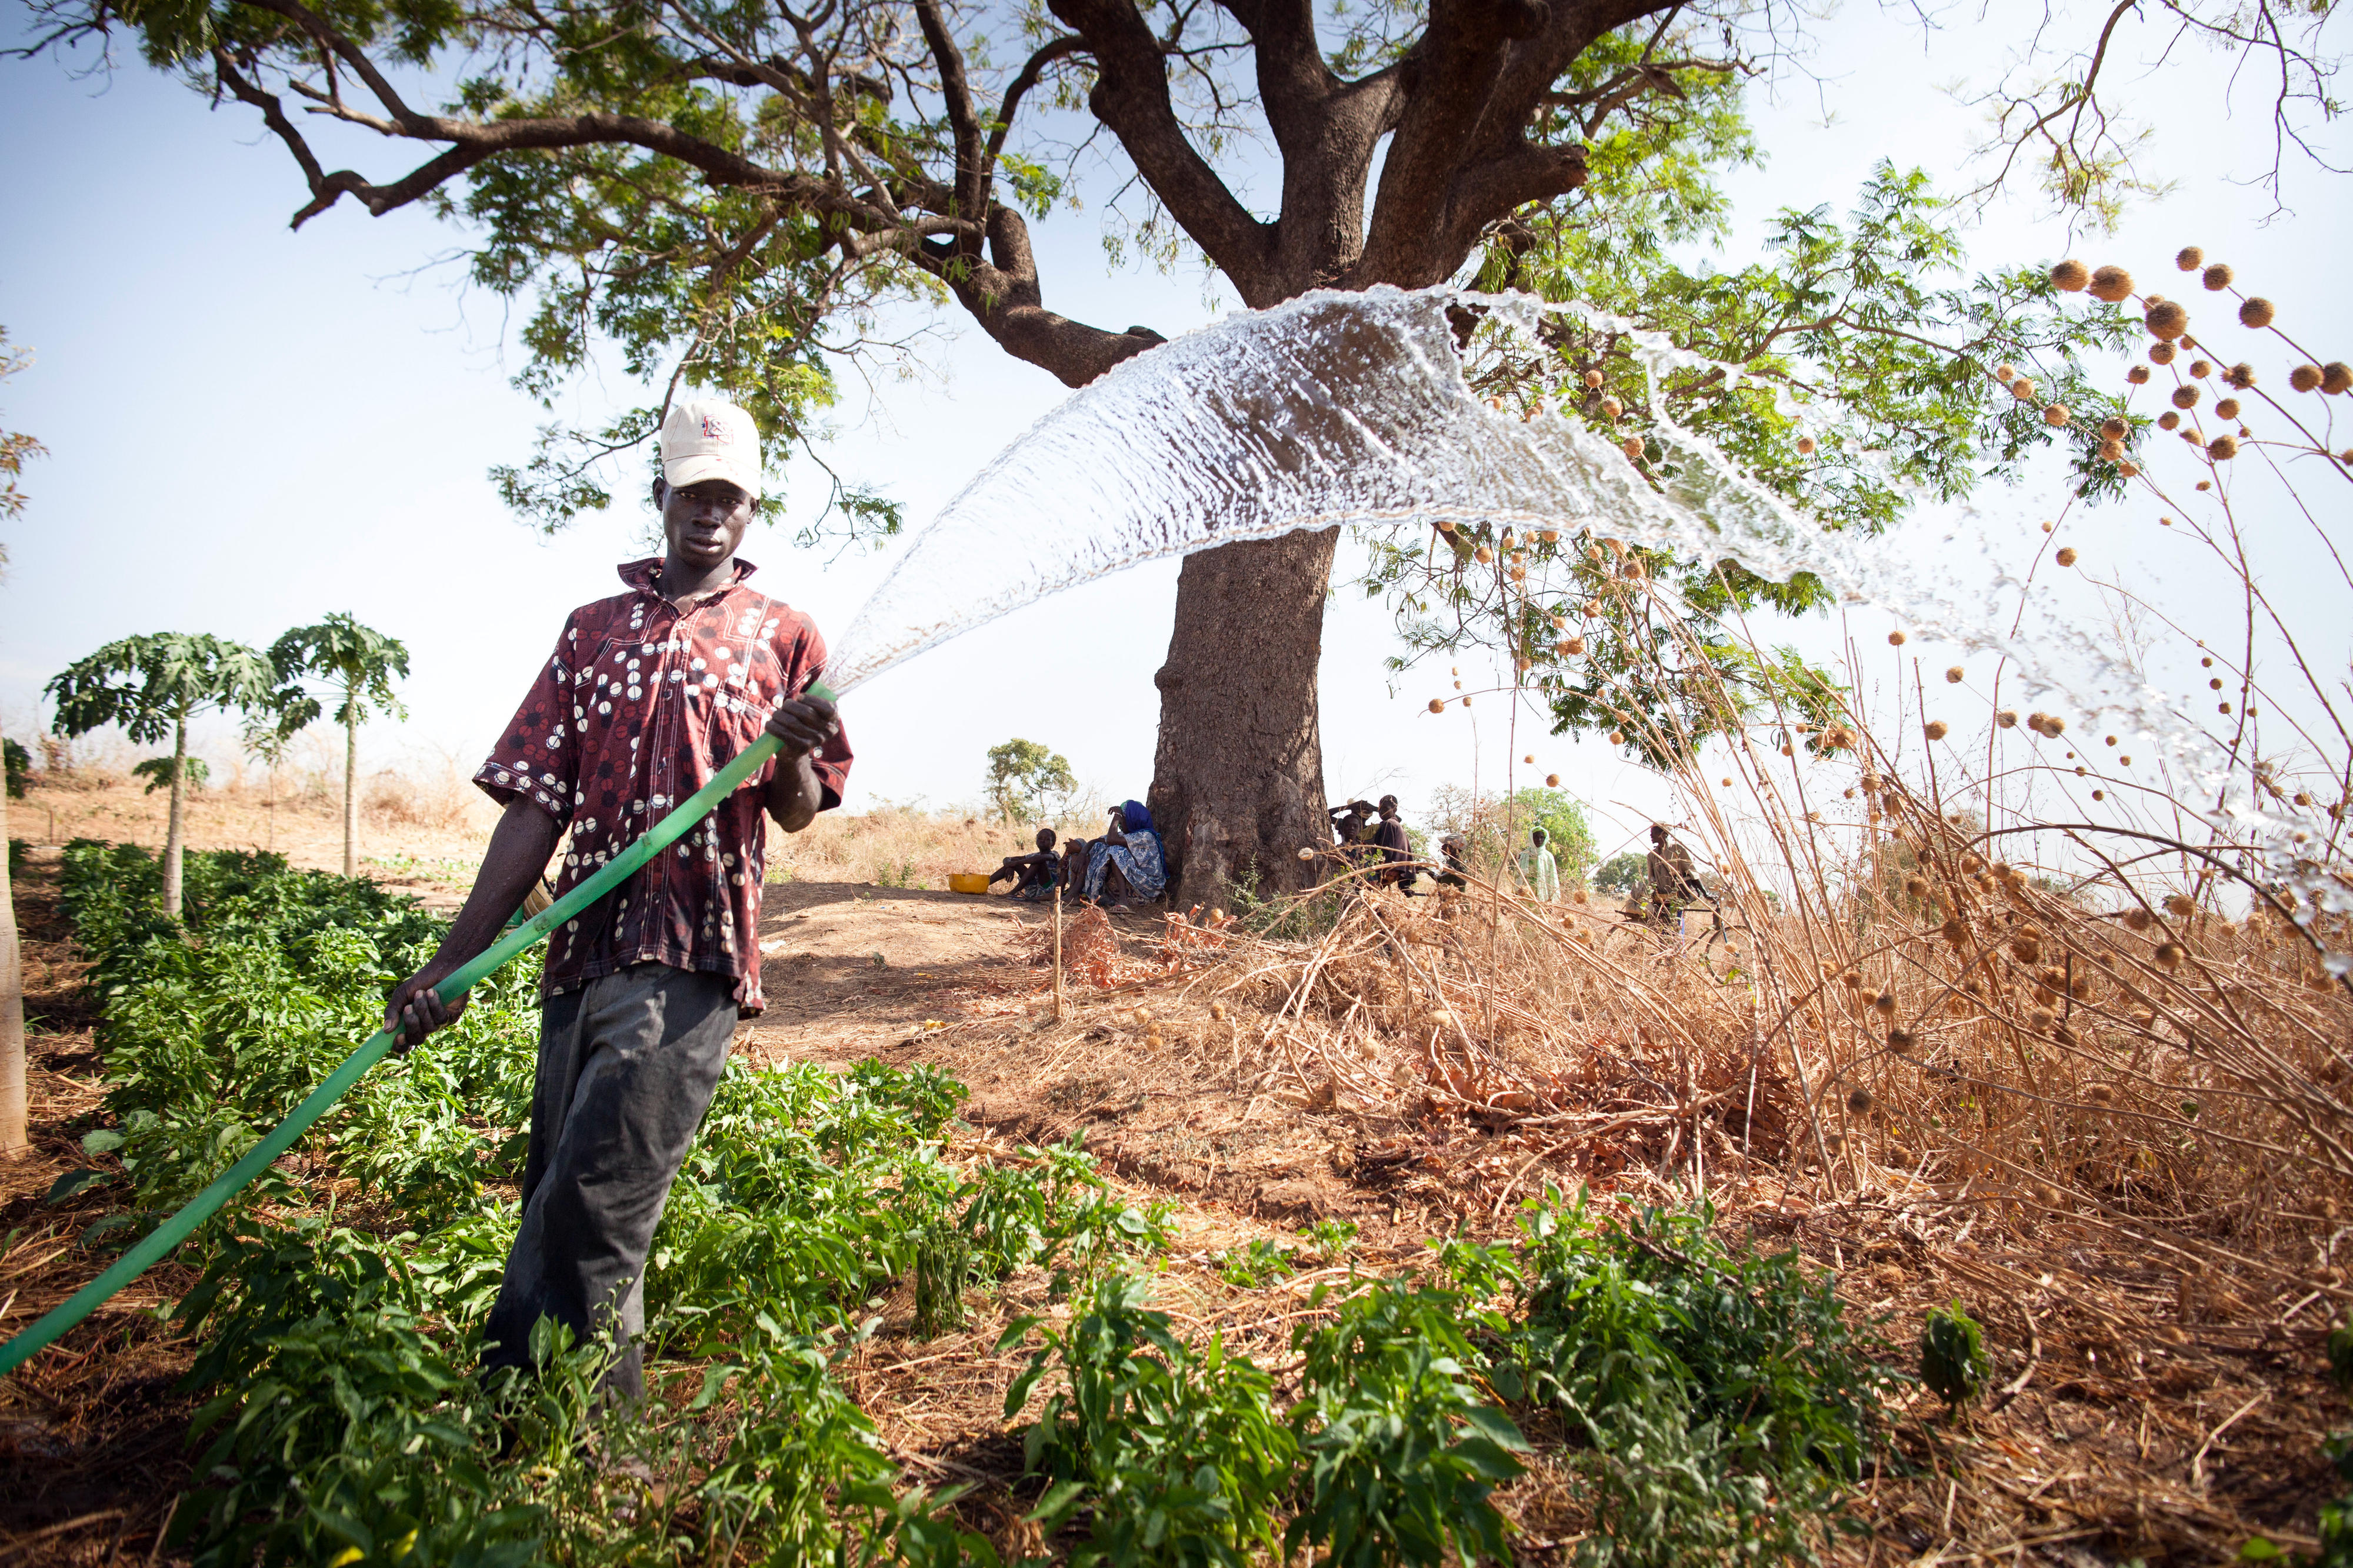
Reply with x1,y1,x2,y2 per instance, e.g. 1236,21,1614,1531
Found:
2,4,2345,867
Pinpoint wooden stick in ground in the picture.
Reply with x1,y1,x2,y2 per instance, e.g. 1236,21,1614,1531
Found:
1052,885,1066,1022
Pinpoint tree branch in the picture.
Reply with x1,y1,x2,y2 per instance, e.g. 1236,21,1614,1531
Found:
1049,0,1276,296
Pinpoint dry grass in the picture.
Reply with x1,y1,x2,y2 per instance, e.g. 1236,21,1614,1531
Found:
776,792,1124,891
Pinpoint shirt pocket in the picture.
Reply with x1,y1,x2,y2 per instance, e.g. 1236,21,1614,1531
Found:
704,631,779,755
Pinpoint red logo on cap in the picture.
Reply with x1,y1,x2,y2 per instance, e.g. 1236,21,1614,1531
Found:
700,413,729,441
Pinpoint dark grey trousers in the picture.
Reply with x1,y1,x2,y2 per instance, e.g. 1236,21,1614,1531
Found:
481,961,736,1402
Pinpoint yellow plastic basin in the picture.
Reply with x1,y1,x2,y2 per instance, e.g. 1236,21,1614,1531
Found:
947,872,992,895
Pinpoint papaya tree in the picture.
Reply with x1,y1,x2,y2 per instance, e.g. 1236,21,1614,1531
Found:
267,614,411,876
46,634,278,918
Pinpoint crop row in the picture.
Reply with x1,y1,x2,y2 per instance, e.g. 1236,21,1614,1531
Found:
52,843,1909,1566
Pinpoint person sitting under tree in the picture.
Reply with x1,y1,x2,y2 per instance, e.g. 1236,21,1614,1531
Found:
1645,823,1717,930
1516,827,1561,903
989,828,1061,901
1081,800,1168,906
1435,833,1471,890
1327,799,1375,863
1370,795,1415,890
382,398,850,1410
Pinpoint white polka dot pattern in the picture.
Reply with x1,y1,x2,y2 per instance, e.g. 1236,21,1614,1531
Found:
471,555,851,1015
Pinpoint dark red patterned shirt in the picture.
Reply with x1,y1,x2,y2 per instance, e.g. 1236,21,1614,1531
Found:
474,558,851,1015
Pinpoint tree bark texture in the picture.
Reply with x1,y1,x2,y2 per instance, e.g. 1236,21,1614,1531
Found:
1046,0,1612,903
344,698,359,879
164,715,188,919
0,719,25,1157
1146,529,1339,905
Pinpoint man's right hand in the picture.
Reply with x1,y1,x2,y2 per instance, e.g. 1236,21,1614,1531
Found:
384,959,470,1054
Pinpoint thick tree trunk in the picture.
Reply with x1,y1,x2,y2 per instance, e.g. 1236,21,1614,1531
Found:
344,698,359,878
0,719,25,1158
1146,528,1339,906
163,715,189,919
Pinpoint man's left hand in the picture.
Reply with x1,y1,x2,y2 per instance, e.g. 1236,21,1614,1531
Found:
764,692,840,758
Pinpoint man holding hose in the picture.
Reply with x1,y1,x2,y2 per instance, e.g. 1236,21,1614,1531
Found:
384,398,848,1403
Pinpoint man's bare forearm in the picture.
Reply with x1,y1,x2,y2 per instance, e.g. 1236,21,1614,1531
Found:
434,798,565,969
764,749,822,833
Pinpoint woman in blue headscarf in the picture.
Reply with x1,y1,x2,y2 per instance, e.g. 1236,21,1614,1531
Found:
1083,799,1167,905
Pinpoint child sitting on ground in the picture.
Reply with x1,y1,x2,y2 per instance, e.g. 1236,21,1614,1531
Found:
989,828,1062,900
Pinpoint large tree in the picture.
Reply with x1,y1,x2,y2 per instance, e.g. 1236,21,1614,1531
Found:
19,0,2337,898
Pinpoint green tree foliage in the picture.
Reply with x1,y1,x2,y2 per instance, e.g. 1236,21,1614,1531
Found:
0,327,42,578
3,737,28,799
985,738,1076,823
1594,851,1649,899
268,614,412,876
1374,163,2137,762
132,755,211,795
46,633,276,916
1503,788,1597,884
1425,783,1596,883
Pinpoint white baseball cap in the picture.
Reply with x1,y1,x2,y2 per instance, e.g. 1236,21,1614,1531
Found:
659,398,764,500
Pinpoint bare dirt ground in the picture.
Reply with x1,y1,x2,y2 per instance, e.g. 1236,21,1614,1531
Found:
2,785,2340,1564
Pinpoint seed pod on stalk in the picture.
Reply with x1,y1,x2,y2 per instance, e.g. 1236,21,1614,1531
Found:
2175,246,2204,271
2049,261,2089,291
2238,298,2276,329
2145,301,2188,339
2322,363,2352,395
2202,263,2234,291
2291,365,2324,392
2088,265,2134,302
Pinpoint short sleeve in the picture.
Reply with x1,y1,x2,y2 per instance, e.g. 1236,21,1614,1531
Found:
475,615,585,828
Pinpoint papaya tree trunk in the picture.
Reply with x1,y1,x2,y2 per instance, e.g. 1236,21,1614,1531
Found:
1146,529,1338,907
162,713,189,919
343,691,358,879
0,718,25,1158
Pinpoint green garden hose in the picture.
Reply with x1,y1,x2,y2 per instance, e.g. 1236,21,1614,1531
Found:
0,687,832,1379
